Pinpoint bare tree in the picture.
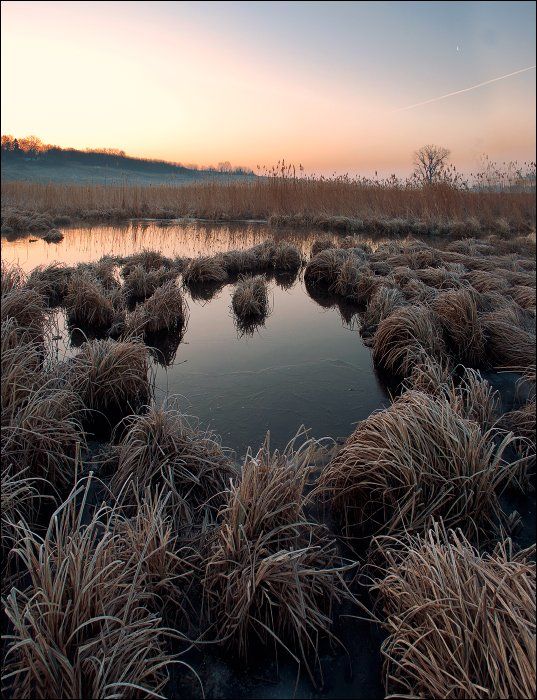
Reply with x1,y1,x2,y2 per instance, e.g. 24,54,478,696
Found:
413,145,450,184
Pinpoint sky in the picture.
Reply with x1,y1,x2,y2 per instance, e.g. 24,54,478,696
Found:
1,1,535,175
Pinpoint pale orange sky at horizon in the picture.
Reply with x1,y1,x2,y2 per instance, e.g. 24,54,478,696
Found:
1,1,535,176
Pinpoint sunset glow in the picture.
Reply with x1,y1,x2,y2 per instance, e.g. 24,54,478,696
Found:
2,1,535,174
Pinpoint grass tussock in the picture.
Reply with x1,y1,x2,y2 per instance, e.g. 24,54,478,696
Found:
271,241,302,272
183,256,228,287
231,275,269,321
372,525,536,700
1,261,26,296
69,337,150,415
304,248,349,288
507,284,536,310
310,238,335,257
26,263,74,306
64,273,115,329
372,305,446,377
360,285,405,340
121,249,173,277
122,264,177,302
126,280,188,335
482,306,536,369
315,389,523,539
2,483,177,700
110,404,237,526
0,287,47,341
432,288,486,366
203,434,354,683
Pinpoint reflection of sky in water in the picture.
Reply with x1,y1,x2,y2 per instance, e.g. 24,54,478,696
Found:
3,222,389,457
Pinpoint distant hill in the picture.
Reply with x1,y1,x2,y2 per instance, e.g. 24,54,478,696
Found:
1,136,256,185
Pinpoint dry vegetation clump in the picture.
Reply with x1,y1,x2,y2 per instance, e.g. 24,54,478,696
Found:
126,280,188,335
1,370,86,492
231,275,269,321
78,257,120,290
481,306,536,369
432,288,486,366
506,284,536,310
330,256,363,298
183,256,228,290
272,241,302,272
64,273,115,329
110,404,237,526
122,264,177,302
1,286,47,342
413,266,464,290
464,269,510,294
315,389,522,539
371,525,536,700
500,400,536,455
69,337,150,415
372,305,446,377
41,228,64,243
360,285,405,340
26,263,74,305
304,248,349,288
397,277,437,304
1,484,177,700
249,241,277,269
121,249,173,277
203,435,354,682
219,248,259,276
1,320,43,423
310,238,335,257
1,261,26,296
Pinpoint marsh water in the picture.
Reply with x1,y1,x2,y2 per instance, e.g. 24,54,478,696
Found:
3,220,392,458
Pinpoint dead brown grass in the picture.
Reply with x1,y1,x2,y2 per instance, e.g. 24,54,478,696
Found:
2,482,180,699
126,280,188,335
3,179,534,229
64,273,115,329
360,285,405,341
231,275,270,321
372,305,446,377
371,524,536,699
202,434,355,684
315,389,523,539
432,288,486,366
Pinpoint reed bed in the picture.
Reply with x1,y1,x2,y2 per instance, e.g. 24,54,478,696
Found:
69,337,150,415
202,434,355,683
371,525,536,699
315,389,524,539
3,178,534,229
110,404,237,526
231,275,270,321
2,482,177,699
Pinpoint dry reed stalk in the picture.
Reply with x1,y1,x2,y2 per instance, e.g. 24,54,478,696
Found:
69,337,150,415
371,524,536,700
110,404,237,527
203,434,355,684
432,288,486,366
231,275,269,320
372,305,446,377
1,481,180,699
314,389,524,539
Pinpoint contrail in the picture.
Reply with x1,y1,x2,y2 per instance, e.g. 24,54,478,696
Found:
393,65,536,113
